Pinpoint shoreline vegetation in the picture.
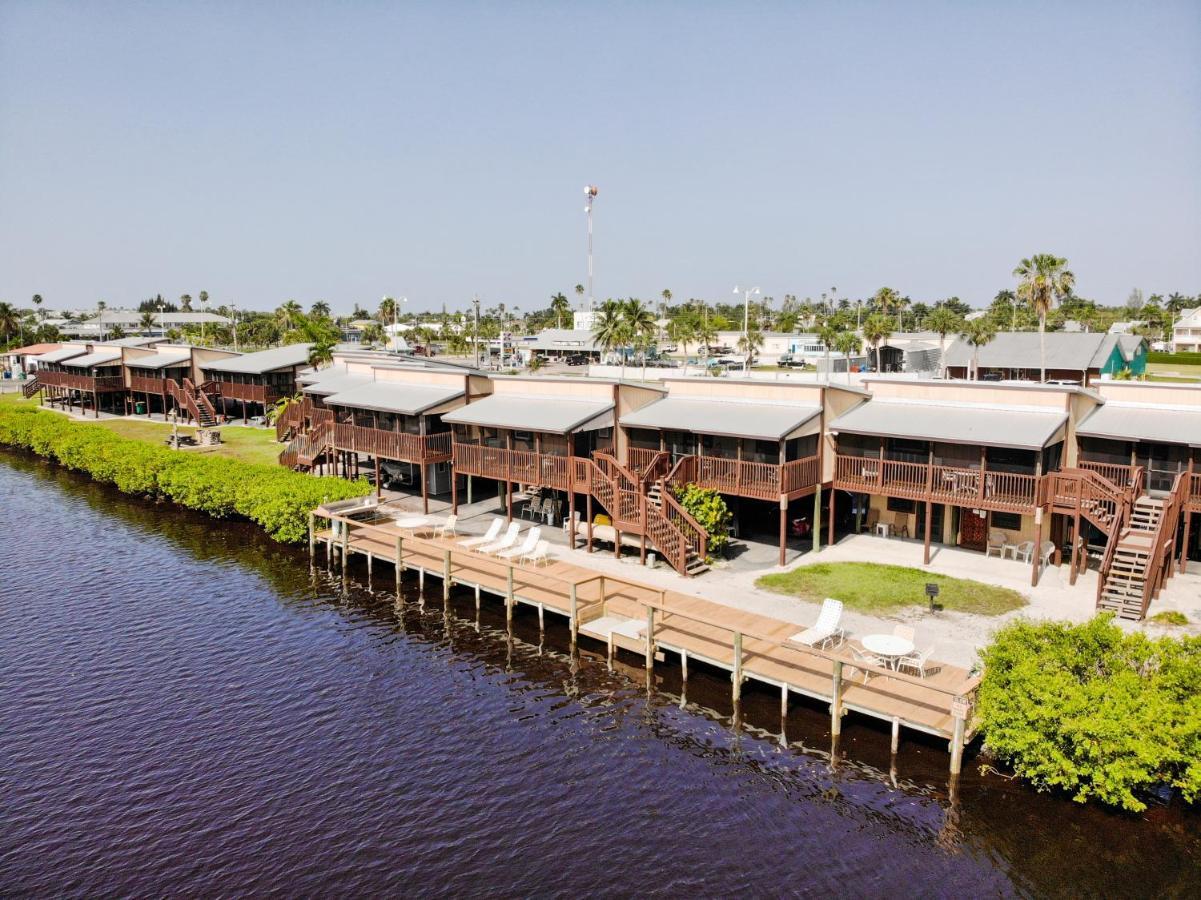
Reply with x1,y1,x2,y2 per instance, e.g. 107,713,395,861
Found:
0,402,367,543
2,398,1198,814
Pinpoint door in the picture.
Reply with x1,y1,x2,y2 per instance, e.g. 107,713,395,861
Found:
958,508,988,550
915,503,945,542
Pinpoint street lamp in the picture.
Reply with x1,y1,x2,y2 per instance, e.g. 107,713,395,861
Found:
734,285,760,373
471,295,481,368
584,185,599,310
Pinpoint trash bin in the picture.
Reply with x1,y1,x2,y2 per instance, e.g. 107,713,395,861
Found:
134,401,147,415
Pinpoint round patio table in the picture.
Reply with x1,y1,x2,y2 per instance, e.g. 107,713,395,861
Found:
393,515,430,531
861,633,915,669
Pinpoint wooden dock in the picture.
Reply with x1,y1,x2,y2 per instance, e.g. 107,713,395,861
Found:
313,501,982,773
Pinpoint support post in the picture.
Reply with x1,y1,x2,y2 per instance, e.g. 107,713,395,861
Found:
813,485,822,553
341,524,349,569
830,661,844,736
923,500,933,564
891,716,900,756
1031,508,1044,586
421,462,429,514
1069,509,1081,585
732,631,743,704
645,605,655,674
374,457,381,499
779,499,787,566
826,484,835,548
451,468,458,514
950,709,966,775
780,683,788,719
443,550,451,600
308,512,315,556
506,565,514,628
569,584,579,651
586,493,594,552
395,535,402,593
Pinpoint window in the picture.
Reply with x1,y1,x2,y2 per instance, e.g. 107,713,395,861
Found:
991,512,1022,531
887,497,915,513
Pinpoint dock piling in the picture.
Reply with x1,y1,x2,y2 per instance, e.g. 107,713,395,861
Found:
443,550,452,600
830,661,844,737
732,631,743,704
569,584,579,653
645,606,655,674
891,717,900,756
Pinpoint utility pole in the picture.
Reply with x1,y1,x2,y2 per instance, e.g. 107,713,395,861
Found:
734,285,760,373
584,185,599,310
472,295,481,369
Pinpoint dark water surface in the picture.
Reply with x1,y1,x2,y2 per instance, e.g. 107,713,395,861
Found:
1,452,1198,897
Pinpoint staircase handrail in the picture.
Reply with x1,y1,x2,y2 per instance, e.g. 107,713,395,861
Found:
20,376,42,399
664,453,698,488
657,478,709,561
165,378,201,425
593,451,644,494
639,450,672,482
1136,473,1186,617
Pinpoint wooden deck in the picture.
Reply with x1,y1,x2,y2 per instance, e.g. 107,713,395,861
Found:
314,501,981,770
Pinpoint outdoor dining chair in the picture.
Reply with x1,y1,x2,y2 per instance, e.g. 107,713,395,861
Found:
897,644,937,678
848,643,886,683
432,514,458,538
522,496,543,520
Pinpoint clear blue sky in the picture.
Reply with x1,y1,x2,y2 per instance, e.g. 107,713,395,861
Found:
2,1,1198,314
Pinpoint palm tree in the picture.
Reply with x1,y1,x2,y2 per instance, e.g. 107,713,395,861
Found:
378,296,397,330
694,313,718,370
179,293,193,312
307,338,336,369
277,300,303,335
872,287,902,326
574,284,585,306
960,319,997,380
198,290,209,341
925,307,964,379
861,313,892,372
0,303,22,345
32,294,44,321
818,321,839,377
1014,254,1075,383
360,323,385,346
832,330,861,383
311,300,331,319
667,315,696,375
737,327,765,372
550,292,570,329
592,300,632,377
139,311,156,334
97,300,107,341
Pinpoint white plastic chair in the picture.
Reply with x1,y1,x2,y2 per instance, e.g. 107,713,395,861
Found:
848,643,886,683
478,521,521,555
432,514,458,538
898,644,937,678
498,526,541,561
786,598,845,649
458,518,501,548
985,530,1008,558
1039,540,1056,567
523,496,543,520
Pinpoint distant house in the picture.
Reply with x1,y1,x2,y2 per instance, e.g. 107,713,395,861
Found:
943,332,1147,384
527,328,603,361
1173,308,1201,353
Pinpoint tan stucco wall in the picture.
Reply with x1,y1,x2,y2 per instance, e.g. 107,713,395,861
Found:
865,495,1037,546
1096,381,1201,406
822,387,870,482
190,348,239,383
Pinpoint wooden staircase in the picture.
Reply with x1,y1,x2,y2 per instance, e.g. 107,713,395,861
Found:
20,377,41,399
1098,497,1165,619
166,378,220,428
584,452,709,577
279,418,334,471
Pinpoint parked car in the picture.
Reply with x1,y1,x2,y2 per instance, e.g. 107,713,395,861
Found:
777,353,805,368
565,354,590,366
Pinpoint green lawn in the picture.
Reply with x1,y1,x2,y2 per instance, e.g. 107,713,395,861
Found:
0,390,282,466
756,562,1027,616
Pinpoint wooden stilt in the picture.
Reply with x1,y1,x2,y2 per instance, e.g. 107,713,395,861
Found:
366,552,373,586
680,649,688,682
891,716,900,755
1069,509,1081,585
506,480,513,521
732,631,743,704
923,500,933,564
645,606,655,674
395,535,402,593
421,462,429,514
506,565,514,628
830,661,844,736
418,568,425,590
374,457,381,498
586,493,594,552
780,683,788,719
308,512,315,556
569,584,578,651
1181,509,1193,575
443,549,451,600
537,603,544,635
950,712,966,775
1031,510,1044,586
451,469,458,513
568,491,576,549
827,485,835,548
779,500,787,566
814,485,823,553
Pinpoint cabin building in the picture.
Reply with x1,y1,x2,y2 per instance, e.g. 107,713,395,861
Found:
199,344,312,422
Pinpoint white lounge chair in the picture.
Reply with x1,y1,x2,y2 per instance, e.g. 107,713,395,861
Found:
785,598,845,649
522,539,551,566
458,518,501,548
498,526,541,561
432,514,458,538
478,521,521,555
897,644,937,678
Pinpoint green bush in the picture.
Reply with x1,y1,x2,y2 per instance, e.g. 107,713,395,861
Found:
978,615,1201,811
0,406,367,543
1148,350,1201,366
671,483,732,558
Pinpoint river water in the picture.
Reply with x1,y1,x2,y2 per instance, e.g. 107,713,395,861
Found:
1,451,1197,896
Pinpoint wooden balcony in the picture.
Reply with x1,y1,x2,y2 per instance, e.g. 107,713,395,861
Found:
1079,460,1144,496
209,382,280,404
1190,473,1201,513
130,374,172,395
453,442,593,492
332,424,452,464
833,454,1041,514
628,448,820,500
39,371,126,393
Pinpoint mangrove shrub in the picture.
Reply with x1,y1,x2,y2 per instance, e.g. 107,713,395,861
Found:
977,615,1201,811
0,406,368,543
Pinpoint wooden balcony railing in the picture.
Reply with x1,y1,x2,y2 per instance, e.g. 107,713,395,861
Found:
627,447,662,474
833,454,1041,514
1189,473,1201,512
453,442,580,491
39,371,126,393
130,374,170,394
333,424,453,463
208,382,279,404
640,451,821,500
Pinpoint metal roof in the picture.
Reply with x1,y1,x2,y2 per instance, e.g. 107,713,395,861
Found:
829,400,1067,449
300,372,373,396
942,332,1142,371
200,344,312,374
1077,403,1201,447
443,394,613,434
620,397,821,441
527,328,602,352
323,382,464,416
123,350,192,370
61,349,123,368
33,346,90,363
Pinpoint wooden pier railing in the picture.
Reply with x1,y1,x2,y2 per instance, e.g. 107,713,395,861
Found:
312,503,982,773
